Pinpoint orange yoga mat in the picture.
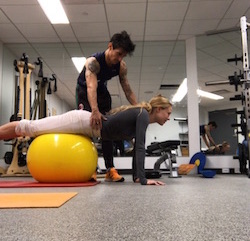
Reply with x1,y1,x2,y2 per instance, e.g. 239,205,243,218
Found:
0,180,100,188
0,192,77,209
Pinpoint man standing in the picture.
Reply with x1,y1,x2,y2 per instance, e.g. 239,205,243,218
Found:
76,31,137,182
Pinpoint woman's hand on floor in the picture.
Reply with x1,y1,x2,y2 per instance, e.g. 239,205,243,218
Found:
147,179,165,185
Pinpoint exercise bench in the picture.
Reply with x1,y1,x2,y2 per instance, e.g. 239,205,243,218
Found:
146,140,181,178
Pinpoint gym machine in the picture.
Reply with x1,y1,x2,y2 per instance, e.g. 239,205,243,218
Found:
32,58,57,119
206,16,250,178
145,140,181,178
1,55,57,176
1,54,35,176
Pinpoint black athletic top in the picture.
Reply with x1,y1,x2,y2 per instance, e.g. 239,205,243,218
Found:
77,51,120,93
102,108,149,185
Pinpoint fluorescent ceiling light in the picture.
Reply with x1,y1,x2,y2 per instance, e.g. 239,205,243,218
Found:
197,89,224,100
37,0,69,24
172,78,187,102
72,57,87,73
172,78,224,103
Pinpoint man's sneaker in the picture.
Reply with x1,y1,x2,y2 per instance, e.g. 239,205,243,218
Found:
105,168,125,182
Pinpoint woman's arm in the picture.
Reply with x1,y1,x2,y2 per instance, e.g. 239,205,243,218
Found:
133,110,148,185
134,109,165,185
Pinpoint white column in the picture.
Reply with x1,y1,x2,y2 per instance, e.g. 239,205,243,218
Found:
186,37,200,157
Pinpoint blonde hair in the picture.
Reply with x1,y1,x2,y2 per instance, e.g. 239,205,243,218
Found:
109,94,172,115
222,141,230,149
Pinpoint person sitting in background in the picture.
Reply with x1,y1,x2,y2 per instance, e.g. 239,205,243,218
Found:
204,141,230,155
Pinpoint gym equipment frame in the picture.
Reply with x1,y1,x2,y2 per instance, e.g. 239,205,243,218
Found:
206,16,250,178
146,140,181,178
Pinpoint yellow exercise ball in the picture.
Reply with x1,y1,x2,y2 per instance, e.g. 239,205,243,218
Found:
27,134,98,183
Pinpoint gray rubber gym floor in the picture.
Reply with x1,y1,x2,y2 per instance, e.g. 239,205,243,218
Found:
0,174,249,241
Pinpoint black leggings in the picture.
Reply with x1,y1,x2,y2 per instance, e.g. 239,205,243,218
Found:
76,84,114,169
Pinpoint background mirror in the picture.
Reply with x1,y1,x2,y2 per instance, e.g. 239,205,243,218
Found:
197,31,247,155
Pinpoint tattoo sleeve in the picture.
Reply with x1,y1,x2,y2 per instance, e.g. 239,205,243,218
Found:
119,61,137,105
119,61,127,82
87,58,100,74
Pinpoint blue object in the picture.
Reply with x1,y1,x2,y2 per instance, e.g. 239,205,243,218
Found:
200,170,216,178
189,152,206,173
189,152,216,178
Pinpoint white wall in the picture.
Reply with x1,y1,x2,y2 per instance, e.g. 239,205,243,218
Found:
46,93,70,116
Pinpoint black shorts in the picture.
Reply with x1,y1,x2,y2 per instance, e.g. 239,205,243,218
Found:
76,84,112,115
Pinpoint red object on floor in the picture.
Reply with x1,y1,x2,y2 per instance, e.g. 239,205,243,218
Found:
0,180,100,188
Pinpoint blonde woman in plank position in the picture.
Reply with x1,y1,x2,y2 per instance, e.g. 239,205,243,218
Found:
0,95,172,186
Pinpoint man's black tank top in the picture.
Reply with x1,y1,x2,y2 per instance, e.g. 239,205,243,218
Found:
77,51,120,92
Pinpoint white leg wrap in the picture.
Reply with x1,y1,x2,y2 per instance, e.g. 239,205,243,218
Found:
15,119,35,137
15,110,100,138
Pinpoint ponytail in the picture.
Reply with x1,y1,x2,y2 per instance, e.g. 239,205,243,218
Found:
108,94,171,115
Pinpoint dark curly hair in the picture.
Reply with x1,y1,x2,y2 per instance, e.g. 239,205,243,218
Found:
110,31,136,56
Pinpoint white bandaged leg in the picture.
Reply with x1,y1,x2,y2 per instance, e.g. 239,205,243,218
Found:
15,119,36,137
15,110,100,138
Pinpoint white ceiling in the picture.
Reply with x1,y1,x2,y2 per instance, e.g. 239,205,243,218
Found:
0,0,250,109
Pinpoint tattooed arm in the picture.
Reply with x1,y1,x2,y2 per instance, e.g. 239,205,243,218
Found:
85,57,104,129
119,60,137,105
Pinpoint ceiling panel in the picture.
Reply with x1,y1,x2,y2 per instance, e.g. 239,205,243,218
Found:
71,22,109,40
0,8,10,23
0,0,37,5
217,18,240,30
180,19,220,35
1,5,48,23
66,4,106,23
147,1,189,21
186,1,231,20
16,23,59,41
224,0,250,18
109,22,145,39
0,24,26,42
105,0,146,3
106,3,146,22
145,21,182,36
53,25,78,42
